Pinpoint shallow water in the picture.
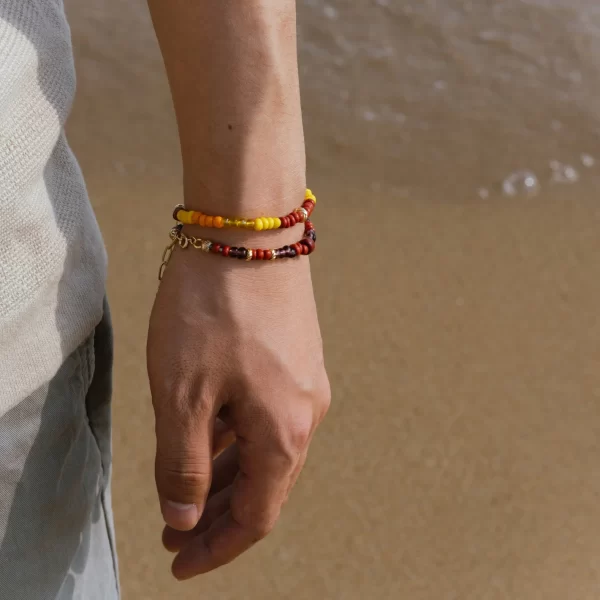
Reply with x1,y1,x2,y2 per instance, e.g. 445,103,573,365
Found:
298,0,600,198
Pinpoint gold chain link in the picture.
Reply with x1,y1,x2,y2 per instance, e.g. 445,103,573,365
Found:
158,226,211,281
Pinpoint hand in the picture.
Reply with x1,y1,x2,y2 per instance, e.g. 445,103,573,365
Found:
147,245,330,580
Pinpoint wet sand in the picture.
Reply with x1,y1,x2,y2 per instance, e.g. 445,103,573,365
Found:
66,0,600,598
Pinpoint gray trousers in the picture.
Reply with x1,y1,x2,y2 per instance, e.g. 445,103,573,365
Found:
0,301,119,599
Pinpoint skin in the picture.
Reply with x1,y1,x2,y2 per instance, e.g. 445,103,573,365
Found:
145,0,330,581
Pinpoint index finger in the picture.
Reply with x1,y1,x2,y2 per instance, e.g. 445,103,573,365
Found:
171,432,298,579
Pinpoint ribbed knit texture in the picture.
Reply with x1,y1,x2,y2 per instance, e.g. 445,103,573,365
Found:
0,1,107,413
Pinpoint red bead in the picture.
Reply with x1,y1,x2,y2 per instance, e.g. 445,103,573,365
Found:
288,212,298,225
265,249,273,260
212,243,221,254
293,243,301,255
302,244,309,255
222,245,231,257
256,249,264,260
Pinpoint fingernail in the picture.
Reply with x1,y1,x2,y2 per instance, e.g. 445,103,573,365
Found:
167,501,197,513
163,501,199,530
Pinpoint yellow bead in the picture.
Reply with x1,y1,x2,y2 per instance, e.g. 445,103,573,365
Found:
274,217,281,229
254,218,264,231
268,217,276,229
181,212,192,225
305,189,312,199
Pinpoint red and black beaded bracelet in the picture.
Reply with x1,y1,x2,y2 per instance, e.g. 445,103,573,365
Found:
159,220,317,279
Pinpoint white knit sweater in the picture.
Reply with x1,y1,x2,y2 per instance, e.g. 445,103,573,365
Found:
0,1,107,413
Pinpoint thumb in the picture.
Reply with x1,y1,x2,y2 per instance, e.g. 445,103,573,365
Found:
155,409,214,531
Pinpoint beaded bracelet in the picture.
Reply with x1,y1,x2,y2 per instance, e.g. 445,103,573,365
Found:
173,189,317,231
159,220,317,279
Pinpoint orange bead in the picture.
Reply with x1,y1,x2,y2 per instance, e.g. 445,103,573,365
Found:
206,216,214,227
214,216,224,228
199,214,206,227
191,212,201,225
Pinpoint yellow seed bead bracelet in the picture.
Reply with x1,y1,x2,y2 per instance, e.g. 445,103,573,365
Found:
173,189,317,231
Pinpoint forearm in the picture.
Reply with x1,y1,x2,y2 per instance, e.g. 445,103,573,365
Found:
147,0,305,216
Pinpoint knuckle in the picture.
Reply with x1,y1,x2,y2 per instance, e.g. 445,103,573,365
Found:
157,459,211,498
252,519,275,541
232,503,279,542
287,417,313,451
316,376,332,418
239,515,275,541
317,391,331,421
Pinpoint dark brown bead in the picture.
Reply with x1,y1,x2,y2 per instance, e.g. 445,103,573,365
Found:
303,238,316,254
238,248,247,259
229,247,239,258
289,247,297,257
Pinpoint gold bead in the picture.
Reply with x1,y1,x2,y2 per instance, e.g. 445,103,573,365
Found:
234,219,242,228
270,250,277,261
240,219,248,228
246,249,254,261
223,218,231,227
201,240,212,253
295,207,308,222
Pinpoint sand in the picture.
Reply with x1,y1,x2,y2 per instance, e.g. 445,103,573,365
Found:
64,0,600,597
